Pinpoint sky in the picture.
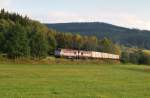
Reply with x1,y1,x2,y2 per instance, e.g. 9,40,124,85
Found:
0,0,150,30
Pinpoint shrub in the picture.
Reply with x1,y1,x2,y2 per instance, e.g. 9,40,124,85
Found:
121,52,130,63
142,50,150,65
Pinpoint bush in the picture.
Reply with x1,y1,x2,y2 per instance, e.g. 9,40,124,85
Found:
121,52,130,63
142,50,150,65
129,51,143,64
121,50,145,65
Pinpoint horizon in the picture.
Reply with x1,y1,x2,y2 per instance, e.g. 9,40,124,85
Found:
0,0,150,30
45,22,149,31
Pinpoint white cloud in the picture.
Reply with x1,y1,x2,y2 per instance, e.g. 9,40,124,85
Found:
43,11,150,30
108,14,150,30
0,0,11,9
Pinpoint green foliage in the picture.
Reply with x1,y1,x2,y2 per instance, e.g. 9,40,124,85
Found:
0,9,29,26
98,38,121,54
55,33,68,49
29,32,48,58
47,33,57,55
0,9,52,59
3,24,30,58
129,51,142,64
99,37,112,53
121,50,142,64
121,52,130,63
121,48,150,65
71,34,83,50
0,32,4,52
83,36,98,51
142,50,150,65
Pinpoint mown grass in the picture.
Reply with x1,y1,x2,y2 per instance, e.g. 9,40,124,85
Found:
0,64,150,98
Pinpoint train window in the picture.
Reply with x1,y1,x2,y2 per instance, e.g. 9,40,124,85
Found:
74,52,76,54
81,52,83,55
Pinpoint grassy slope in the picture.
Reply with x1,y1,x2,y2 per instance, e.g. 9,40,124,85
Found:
0,64,150,98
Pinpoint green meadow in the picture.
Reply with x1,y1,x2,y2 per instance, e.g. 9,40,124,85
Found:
0,64,150,98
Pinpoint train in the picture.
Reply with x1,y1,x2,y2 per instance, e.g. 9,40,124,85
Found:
55,49,120,60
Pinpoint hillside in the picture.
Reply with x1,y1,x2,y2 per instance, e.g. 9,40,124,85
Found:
46,22,150,49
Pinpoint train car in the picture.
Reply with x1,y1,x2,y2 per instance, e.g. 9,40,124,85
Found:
91,51,102,58
55,49,78,58
115,55,120,60
107,54,113,59
111,54,120,60
79,50,92,58
101,53,109,59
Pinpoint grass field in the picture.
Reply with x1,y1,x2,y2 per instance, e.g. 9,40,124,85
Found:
0,64,150,98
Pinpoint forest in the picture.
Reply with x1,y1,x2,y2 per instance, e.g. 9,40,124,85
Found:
0,9,150,65
46,22,150,49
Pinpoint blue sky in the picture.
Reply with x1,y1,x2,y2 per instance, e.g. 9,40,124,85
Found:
0,0,150,30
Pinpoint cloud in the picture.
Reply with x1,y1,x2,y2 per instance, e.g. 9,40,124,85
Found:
0,0,11,9
109,14,150,30
43,11,150,30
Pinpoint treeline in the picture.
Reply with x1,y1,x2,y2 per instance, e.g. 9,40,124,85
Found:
46,22,150,50
0,9,120,59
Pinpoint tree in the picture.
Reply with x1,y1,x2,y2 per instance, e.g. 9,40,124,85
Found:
47,32,57,55
0,32,4,53
121,52,130,63
99,37,113,53
29,31,48,58
4,24,30,58
72,34,83,50
98,37,121,54
65,33,73,49
82,36,98,51
27,20,50,58
55,33,66,48
89,36,98,51
111,44,121,55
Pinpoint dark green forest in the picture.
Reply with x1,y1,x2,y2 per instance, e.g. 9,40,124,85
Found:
0,9,150,65
46,22,150,49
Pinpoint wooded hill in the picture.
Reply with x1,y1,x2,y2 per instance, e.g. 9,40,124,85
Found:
46,22,150,50
0,9,120,59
